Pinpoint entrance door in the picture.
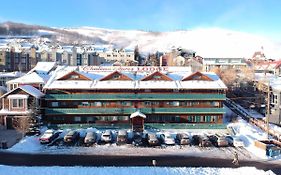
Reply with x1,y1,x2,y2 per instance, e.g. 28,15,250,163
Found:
131,116,144,132
6,117,13,129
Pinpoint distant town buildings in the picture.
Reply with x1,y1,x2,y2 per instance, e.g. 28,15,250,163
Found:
0,42,135,72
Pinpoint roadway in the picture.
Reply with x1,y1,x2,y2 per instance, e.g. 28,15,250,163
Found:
0,151,280,174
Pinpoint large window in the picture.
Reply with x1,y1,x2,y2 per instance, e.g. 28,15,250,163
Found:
12,99,24,108
51,102,59,107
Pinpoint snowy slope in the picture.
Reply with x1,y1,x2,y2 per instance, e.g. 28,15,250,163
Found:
0,166,275,175
67,27,281,58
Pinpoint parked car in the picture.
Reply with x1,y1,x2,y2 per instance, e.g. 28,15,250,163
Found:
232,137,245,147
208,135,218,146
192,135,201,145
84,131,96,145
39,129,60,144
26,127,41,136
217,136,229,147
225,135,234,146
147,133,160,146
117,130,128,145
159,133,175,145
64,130,80,143
199,135,212,147
132,132,147,146
176,133,190,145
100,130,113,143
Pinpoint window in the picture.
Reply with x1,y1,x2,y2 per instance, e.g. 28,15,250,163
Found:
51,102,59,107
144,101,151,106
70,75,79,79
81,102,89,106
153,75,161,79
94,102,102,106
113,74,120,79
12,99,24,108
74,117,81,122
121,101,132,106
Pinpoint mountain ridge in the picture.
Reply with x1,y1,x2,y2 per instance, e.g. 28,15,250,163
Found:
0,21,280,58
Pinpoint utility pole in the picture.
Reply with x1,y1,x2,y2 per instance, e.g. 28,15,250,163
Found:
266,81,270,140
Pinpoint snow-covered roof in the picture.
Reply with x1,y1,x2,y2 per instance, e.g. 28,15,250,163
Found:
0,71,25,78
27,62,56,75
19,85,45,98
7,72,49,84
130,111,146,118
0,85,44,99
43,66,227,90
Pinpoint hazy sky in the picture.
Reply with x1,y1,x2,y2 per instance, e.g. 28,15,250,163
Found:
1,0,280,39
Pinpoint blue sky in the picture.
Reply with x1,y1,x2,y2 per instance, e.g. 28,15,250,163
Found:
0,0,280,39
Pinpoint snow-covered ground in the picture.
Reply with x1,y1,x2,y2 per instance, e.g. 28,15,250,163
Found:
0,165,276,175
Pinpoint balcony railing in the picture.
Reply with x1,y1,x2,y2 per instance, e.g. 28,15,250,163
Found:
44,93,226,101
45,107,225,115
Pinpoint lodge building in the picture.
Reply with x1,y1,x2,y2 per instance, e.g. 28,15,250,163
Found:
42,66,227,129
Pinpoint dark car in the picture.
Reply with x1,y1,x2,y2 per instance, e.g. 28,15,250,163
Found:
26,127,41,136
147,133,160,146
117,130,128,145
192,135,201,146
208,135,218,147
39,129,60,144
199,135,212,147
225,135,234,146
64,130,80,143
132,132,147,146
176,133,191,145
84,131,96,145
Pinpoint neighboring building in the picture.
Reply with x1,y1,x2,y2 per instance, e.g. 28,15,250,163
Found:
254,60,281,76
254,74,281,125
6,62,56,91
0,85,44,129
42,66,227,129
203,57,248,72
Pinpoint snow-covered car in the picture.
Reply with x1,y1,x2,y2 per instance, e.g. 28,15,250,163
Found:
100,130,113,143
64,130,80,143
199,135,212,147
132,132,147,146
233,137,245,147
159,133,175,145
39,129,60,144
116,130,128,145
84,131,96,145
217,136,229,147
147,133,160,146
176,133,190,145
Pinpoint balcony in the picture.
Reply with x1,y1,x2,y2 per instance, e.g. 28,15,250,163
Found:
45,93,226,101
45,107,225,115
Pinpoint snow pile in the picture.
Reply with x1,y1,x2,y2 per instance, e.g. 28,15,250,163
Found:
0,166,275,175
227,118,279,159
9,136,43,153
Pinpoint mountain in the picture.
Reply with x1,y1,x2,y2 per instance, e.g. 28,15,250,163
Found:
1,21,281,58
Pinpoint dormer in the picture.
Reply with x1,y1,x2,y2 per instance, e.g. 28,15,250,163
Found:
182,72,213,81
100,71,133,81
57,71,92,81
141,71,173,81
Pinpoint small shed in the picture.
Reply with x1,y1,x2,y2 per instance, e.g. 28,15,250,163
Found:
130,111,146,132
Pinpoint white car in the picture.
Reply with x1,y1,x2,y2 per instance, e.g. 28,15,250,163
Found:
39,129,59,144
160,133,175,145
233,137,245,147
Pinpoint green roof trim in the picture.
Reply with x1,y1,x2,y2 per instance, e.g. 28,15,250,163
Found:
45,93,226,101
